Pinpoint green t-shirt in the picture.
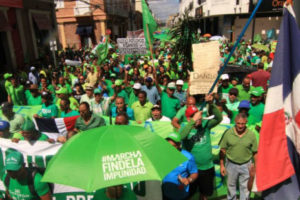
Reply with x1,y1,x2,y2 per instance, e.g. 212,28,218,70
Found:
2,170,49,200
131,101,153,122
26,94,42,106
248,103,264,125
161,92,180,119
93,187,137,200
219,127,258,164
175,106,187,123
40,103,58,118
60,110,80,118
7,85,26,105
217,84,233,100
235,84,254,101
127,89,139,109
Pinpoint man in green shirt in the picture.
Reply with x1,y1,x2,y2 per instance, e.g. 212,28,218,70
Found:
7,77,26,106
161,82,181,119
131,91,153,123
225,88,240,123
74,102,106,132
60,98,80,117
219,113,257,200
2,151,51,200
248,88,265,125
34,92,58,119
26,84,42,106
217,74,233,100
1,102,24,139
179,94,222,200
235,77,254,101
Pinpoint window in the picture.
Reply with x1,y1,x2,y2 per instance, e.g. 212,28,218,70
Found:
236,0,240,5
55,0,64,9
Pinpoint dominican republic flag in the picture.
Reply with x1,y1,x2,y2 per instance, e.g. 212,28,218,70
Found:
256,4,300,199
34,116,79,140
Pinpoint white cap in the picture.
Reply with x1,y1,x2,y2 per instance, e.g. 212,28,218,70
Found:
176,80,184,85
167,82,176,89
252,53,256,56
133,83,142,90
30,66,35,71
221,74,229,80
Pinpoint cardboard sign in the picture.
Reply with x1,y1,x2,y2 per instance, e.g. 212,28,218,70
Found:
117,38,147,55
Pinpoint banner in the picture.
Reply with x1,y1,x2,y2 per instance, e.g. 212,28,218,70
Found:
127,30,145,38
117,38,147,55
190,41,220,95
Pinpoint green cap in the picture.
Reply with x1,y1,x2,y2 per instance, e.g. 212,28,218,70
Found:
251,87,263,97
166,132,181,143
256,86,265,94
115,79,123,86
21,118,36,131
56,87,68,94
94,88,102,94
4,73,12,80
110,73,117,78
5,151,24,171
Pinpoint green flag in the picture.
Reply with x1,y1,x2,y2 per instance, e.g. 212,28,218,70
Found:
96,38,109,65
141,0,157,50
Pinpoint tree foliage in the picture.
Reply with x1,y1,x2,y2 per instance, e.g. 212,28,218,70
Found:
170,9,200,70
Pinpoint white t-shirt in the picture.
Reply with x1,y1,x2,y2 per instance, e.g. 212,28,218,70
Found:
146,116,171,122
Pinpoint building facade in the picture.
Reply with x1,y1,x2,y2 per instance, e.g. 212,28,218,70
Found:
56,0,141,49
0,0,57,71
179,0,283,41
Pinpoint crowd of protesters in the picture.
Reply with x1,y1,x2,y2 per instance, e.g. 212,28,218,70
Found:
0,37,274,200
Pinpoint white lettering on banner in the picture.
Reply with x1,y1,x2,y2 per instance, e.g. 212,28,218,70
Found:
102,151,146,181
117,38,147,55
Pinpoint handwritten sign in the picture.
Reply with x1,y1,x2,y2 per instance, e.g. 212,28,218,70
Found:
117,38,147,55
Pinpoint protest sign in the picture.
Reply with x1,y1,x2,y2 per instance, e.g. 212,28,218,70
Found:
117,38,147,55
65,59,82,66
190,41,221,95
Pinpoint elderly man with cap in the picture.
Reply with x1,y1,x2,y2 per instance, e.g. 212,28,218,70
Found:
26,84,42,106
80,84,95,106
248,88,265,125
34,92,58,119
90,88,111,116
179,94,222,200
146,105,171,122
0,120,12,138
12,118,51,143
218,74,233,100
131,91,153,123
1,102,24,139
160,82,181,119
174,79,187,106
141,77,160,105
2,151,52,200
162,132,198,200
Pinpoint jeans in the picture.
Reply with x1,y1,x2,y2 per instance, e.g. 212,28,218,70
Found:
225,159,251,200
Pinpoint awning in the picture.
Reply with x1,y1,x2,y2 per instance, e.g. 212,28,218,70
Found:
32,13,51,30
76,26,93,36
0,11,12,32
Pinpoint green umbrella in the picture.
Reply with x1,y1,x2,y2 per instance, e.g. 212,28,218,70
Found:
42,126,187,192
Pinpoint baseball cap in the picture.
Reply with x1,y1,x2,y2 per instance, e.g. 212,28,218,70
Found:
151,104,161,111
238,100,250,109
145,77,153,83
4,73,12,80
21,118,36,132
5,151,24,171
185,106,199,118
221,74,229,80
0,120,9,131
133,83,142,90
115,79,123,86
176,80,184,85
251,88,263,97
56,87,68,94
167,82,176,89
166,132,181,143
41,91,50,97
30,66,35,71
94,88,102,94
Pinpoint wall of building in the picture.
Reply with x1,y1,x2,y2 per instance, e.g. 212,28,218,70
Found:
201,0,249,17
234,16,281,41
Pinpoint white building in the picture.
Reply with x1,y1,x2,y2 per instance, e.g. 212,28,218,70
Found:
179,0,283,41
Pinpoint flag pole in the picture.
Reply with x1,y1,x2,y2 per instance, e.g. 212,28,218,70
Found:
145,24,156,68
200,0,264,109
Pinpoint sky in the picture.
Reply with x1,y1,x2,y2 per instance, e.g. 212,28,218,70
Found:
148,0,180,22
